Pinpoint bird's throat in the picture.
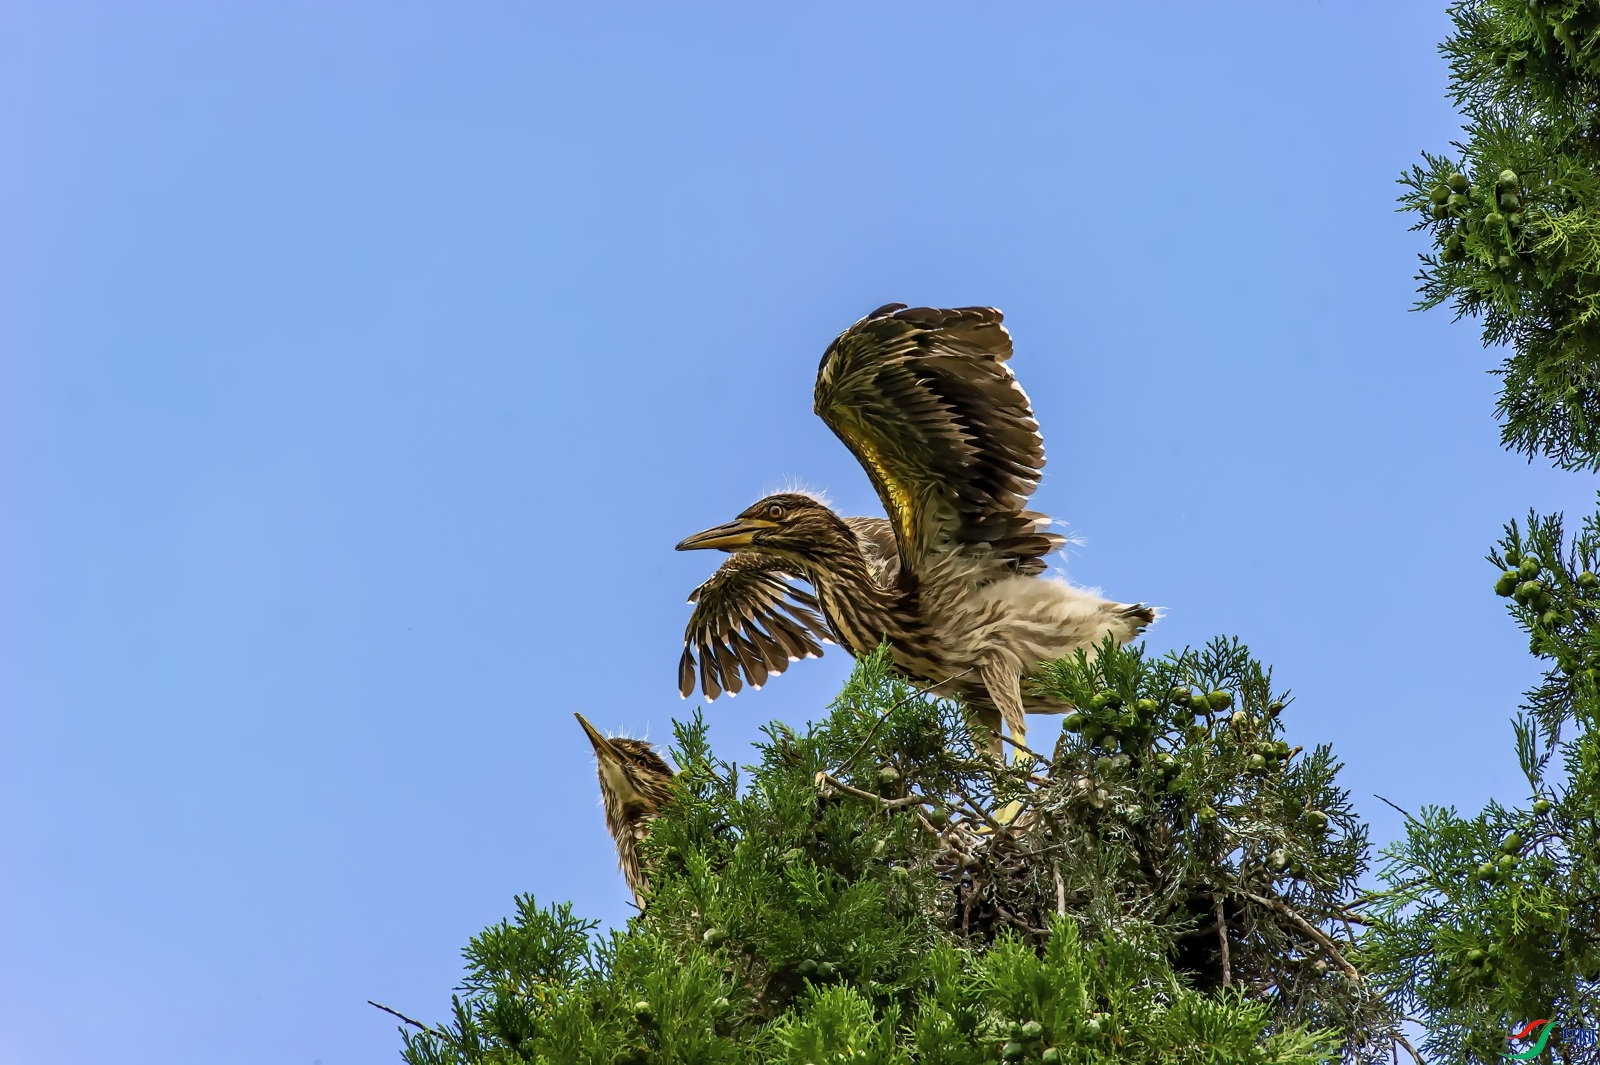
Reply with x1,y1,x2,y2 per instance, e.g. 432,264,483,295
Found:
599,760,644,809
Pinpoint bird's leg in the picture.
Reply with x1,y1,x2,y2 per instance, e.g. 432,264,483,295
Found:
1009,719,1028,761
978,656,1028,756
968,701,1005,761
979,656,1029,825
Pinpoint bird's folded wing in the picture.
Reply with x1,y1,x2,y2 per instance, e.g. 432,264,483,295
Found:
814,304,1063,577
680,552,831,700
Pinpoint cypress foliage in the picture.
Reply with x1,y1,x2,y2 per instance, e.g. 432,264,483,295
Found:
1365,1,1600,1060
1359,515,1600,1062
1398,0,1600,469
388,642,1402,1062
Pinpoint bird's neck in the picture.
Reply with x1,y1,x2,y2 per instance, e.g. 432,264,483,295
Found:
802,541,912,656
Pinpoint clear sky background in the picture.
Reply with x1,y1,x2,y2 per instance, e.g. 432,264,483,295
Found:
2,3,1591,1063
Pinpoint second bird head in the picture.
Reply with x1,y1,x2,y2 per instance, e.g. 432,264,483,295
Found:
575,712,675,822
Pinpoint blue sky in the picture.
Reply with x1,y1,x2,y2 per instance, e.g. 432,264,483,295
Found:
2,3,1591,1063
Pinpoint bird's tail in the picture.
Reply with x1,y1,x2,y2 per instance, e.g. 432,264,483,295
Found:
1117,603,1161,636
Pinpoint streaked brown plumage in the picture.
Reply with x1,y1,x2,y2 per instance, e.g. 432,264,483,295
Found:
675,304,1156,755
575,713,676,907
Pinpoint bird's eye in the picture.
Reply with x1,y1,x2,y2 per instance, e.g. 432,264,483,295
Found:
767,503,786,520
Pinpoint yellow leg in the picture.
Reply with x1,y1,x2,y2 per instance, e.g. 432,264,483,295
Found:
979,658,1029,826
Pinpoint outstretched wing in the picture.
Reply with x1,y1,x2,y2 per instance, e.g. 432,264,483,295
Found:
814,304,1063,578
679,553,832,700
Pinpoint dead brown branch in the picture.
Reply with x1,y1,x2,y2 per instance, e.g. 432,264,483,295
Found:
1215,895,1232,989
1237,890,1360,980
368,1000,433,1033
816,773,928,808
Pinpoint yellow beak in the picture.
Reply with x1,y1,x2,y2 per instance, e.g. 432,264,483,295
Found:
574,712,617,758
674,517,775,551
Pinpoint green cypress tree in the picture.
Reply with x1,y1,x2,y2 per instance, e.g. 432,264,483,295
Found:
384,641,1404,1062
1363,1,1600,1060
1397,0,1600,468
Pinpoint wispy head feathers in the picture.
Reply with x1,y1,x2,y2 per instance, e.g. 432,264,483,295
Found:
764,477,833,509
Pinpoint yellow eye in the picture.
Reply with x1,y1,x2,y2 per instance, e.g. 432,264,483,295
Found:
767,503,785,520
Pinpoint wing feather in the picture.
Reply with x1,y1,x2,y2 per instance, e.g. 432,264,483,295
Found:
815,305,1064,578
710,638,743,696
735,634,770,688
679,552,831,700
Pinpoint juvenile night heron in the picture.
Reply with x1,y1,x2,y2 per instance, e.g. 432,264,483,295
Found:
675,304,1155,757
575,713,676,908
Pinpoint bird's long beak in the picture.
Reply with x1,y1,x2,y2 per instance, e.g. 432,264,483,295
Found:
575,712,617,758
674,517,775,552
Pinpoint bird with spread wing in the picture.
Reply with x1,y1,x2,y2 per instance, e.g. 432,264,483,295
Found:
674,304,1155,758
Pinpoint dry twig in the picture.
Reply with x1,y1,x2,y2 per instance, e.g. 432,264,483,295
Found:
997,731,1046,764
816,773,927,808
368,1000,433,1033
1238,889,1360,980
1215,895,1232,989
836,669,972,773
991,899,1048,936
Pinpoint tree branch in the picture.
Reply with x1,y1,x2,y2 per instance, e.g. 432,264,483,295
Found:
991,899,1048,936
368,1000,433,1033
836,669,973,773
816,773,928,807
1373,793,1420,826
1237,890,1360,980
998,731,1045,764
1215,895,1233,989
923,776,1007,834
